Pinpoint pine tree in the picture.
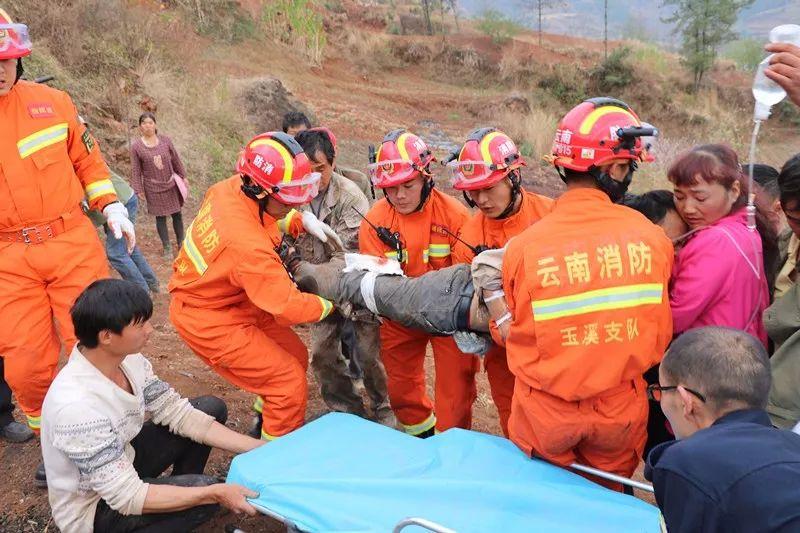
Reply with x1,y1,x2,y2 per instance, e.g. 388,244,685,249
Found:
662,0,754,92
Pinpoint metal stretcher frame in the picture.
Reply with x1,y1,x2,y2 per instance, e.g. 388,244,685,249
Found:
246,464,655,533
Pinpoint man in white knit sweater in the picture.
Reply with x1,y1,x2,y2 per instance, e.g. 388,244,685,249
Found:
41,279,264,533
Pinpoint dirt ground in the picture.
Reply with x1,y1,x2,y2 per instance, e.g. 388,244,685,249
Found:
0,200,504,533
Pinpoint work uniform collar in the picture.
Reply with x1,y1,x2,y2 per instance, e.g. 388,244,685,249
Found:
316,172,344,221
555,187,612,207
710,408,772,428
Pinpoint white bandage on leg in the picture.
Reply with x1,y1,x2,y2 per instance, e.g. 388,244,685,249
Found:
359,271,380,314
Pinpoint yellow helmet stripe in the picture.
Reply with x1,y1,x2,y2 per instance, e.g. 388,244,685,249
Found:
0,8,13,23
395,133,411,161
479,131,505,164
249,138,294,183
579,107,640,135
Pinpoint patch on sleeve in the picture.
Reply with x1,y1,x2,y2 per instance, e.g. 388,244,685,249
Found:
27,103,56,118
81,129,95,153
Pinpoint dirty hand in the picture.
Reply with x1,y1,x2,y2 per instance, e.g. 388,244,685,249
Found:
103,202,136,253
211,483,259,516
301,211,344,250
453,331,491,356
765,43,800,106
279,245,303,275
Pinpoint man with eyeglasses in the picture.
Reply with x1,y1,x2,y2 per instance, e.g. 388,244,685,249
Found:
645,326,800,533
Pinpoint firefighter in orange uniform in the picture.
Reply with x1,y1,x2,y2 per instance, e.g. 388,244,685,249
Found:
359,129,478,437
169,132,340,440
448,128,553,436
0,10,135,437
492,98,673,486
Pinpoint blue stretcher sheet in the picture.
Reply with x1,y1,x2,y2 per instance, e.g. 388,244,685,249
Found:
227,413,662,532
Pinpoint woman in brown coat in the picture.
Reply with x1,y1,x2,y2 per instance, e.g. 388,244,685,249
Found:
130,112,187,259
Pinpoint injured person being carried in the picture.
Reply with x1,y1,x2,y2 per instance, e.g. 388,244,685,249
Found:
282,241,510,356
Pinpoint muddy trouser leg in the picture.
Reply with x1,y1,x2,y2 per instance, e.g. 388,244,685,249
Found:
350,313,396,426
310,310,368,417
340,320,362,379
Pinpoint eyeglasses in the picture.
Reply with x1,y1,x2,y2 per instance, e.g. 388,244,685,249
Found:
646,383,706,403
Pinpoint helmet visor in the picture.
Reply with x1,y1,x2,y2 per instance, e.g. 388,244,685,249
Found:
367,159,417,187
447,160,499,189
273,171,321,206
0,24,31,55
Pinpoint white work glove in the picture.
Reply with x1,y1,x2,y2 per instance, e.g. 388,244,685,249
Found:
301,211,343,251
453,331,492,356
103,202,136,253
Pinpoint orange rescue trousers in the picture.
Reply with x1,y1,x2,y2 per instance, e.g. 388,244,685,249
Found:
380,320,479,435
0,217,107,431
483,346,514,437
508,378,648,491
170,298,308,440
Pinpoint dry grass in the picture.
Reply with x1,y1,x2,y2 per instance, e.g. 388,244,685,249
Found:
497,107,561,165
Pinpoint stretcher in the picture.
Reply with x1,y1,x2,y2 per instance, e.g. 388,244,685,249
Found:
227,413,661,532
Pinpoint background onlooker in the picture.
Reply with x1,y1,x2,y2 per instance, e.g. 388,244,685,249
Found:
764,153,800,428
130,112,187,260
87,170,160,294
282,111,312,137
771,154,800,301
645,326,800,533
281,111,372,199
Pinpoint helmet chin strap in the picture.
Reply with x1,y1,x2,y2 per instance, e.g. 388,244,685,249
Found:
588,162,636,203
413,176,435,213
240,175,272,225
15,58,23,84
494,171,522,219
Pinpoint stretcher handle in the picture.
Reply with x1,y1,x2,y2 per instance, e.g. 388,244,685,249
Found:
569,462,655,493
393,517,457,533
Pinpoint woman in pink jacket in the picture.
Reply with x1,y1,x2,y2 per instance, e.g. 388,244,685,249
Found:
669,144,773,346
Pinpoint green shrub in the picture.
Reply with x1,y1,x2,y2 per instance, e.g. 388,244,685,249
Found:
722,39,764,72
262,0,327,65
589,46,636,93
538,64,588,104
476,9,520,46
175,0,256,43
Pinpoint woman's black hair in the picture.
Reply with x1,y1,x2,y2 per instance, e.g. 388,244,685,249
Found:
138,112,157,125
71,279,153,349
622,189,675,224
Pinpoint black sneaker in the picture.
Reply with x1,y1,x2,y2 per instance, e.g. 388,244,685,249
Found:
34,462,47,488
0,421,34,443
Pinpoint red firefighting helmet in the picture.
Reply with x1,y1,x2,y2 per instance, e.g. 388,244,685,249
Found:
549,97,649,172
368,129,436,188
0,9,32,60
449,128,526,191
236,132,320,206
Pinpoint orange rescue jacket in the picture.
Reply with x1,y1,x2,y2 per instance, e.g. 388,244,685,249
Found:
0,80,116,230
359,189,470,277
503,188,674,401
168,176,333,325
451,190,554,263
